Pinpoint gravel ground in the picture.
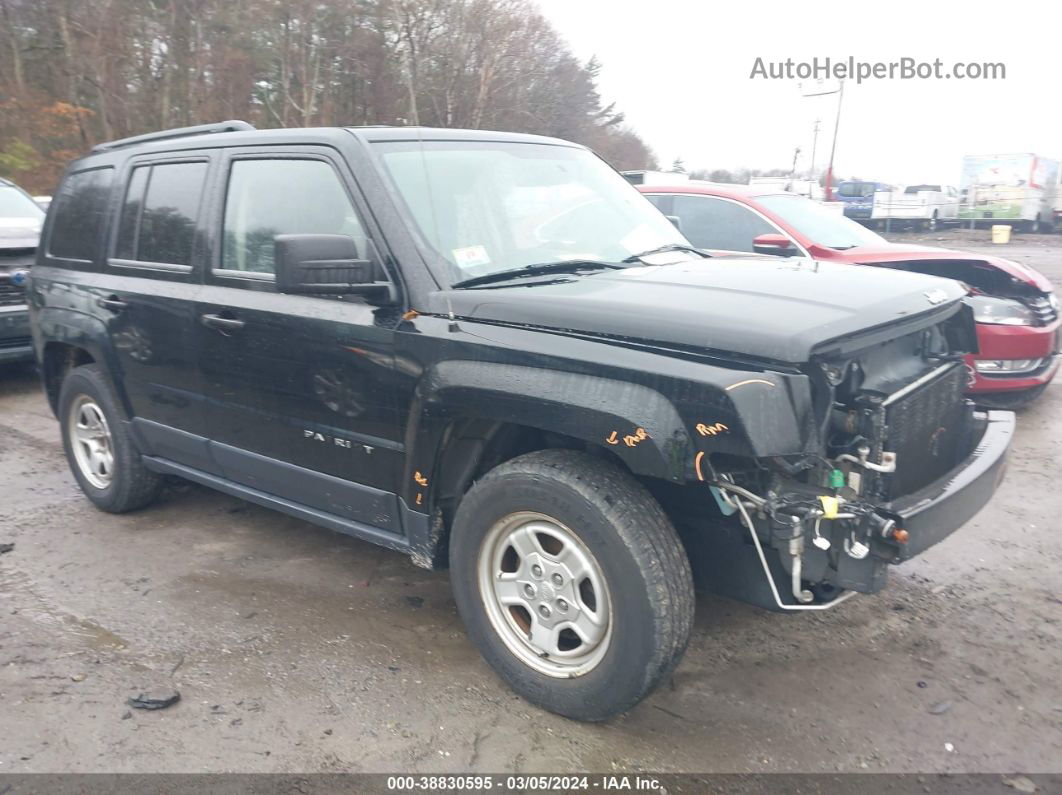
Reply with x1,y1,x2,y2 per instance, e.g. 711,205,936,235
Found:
0,231,1060,774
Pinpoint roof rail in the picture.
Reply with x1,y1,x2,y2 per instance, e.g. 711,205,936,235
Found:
91,120,255,153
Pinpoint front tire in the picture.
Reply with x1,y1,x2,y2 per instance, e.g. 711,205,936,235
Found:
449,450,694,721
59,364,162,513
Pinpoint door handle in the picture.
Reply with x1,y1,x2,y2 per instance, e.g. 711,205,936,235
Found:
97,296,128,313
200,313,246,334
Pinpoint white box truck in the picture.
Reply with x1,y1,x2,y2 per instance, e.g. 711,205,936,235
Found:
959,153,1060,232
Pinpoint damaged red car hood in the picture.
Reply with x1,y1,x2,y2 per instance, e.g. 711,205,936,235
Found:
821,242,1052,292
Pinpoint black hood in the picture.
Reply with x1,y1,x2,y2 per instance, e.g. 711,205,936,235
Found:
429,256,967,363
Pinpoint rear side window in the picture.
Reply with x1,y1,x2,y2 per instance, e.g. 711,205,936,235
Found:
221,159,366,275
115,161,208,266
48,167,115,261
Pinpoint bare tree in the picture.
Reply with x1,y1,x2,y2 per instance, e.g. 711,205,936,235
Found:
0,0,659,192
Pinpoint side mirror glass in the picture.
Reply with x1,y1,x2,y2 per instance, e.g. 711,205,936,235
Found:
274,234,393,300
752,233,798,257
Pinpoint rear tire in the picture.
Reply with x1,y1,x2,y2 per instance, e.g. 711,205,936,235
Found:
58,364,162,513
449,449,694,721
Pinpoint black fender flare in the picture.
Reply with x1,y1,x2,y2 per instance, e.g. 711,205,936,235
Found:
405,359,692,491
36,306,127,416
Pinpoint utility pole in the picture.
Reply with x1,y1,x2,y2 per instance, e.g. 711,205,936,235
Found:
809,118,820,179
824,80,844,202
801,79,844,200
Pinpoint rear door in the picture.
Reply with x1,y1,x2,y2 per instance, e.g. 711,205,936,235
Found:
102,154,215,471
194,147,406,533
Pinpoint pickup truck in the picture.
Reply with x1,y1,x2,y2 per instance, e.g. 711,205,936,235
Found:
29,123,1013,721
871,184,961,230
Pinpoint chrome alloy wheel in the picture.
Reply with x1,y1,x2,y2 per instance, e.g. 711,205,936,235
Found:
477,511,612,677
68,395,115,489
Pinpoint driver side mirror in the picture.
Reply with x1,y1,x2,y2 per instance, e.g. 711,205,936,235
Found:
752,233,799,257
274,234,393,300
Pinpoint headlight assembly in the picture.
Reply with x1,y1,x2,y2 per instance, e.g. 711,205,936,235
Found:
965,295,1037,326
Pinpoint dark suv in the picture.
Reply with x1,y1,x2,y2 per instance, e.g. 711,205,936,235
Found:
1,177,44,363
29,122,1013,720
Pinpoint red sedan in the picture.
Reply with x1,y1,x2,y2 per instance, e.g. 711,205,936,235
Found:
640,183,1059,408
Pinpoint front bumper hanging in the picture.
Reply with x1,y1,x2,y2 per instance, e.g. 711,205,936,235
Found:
708,409,1014,611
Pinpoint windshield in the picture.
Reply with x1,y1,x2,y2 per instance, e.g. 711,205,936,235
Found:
374,140,687,284
0,185,45,221
759,194,887,249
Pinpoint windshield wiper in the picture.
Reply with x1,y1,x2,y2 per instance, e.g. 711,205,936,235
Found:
622,244,711,263
450,259,626,289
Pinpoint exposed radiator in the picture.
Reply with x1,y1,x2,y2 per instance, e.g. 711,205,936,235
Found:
882,362,969,498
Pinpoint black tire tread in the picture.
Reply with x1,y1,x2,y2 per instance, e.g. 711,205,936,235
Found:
456,448,694,719
59,363,161,513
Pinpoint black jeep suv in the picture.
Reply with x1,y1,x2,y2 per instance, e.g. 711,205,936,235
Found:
0,177,44,364
29,122,1013,720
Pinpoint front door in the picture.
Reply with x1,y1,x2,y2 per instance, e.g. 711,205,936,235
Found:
668,194,779,253
195,148,406,533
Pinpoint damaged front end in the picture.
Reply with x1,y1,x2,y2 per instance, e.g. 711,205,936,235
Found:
699,305,1015,610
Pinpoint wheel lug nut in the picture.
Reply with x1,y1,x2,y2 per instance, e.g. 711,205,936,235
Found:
538,604,551,618
531,564,543,578
557,598,568,612
551,573,563,586
523,584,535,598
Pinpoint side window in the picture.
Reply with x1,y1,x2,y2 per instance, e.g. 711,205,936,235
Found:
220,159,367,275
48,167,115,261
671,196,775,252
115,161,208,266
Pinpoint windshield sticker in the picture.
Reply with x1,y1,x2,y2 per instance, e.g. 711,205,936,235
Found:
453,245,491,268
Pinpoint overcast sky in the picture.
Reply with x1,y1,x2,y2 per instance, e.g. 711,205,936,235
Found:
536,0,1061,185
